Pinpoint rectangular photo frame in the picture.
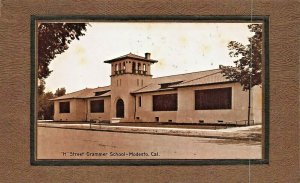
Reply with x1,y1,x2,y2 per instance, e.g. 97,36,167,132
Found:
31,15,269,166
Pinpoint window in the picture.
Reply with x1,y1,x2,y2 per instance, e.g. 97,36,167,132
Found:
90,100,104,113
123,62,126,70
195,87,232,110
115,64,118,71
95,90,110,96
137,79,139,86
138,96,142,107
132,62,136,73
153,94,177,111
59,102,70,113
116,79,121,86
141,79,143,86
159,81,183,89
143,64,146,71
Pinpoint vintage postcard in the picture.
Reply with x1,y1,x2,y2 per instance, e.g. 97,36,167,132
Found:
32,16,269,165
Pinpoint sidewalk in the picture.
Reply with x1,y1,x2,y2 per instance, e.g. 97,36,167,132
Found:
37,122,262,141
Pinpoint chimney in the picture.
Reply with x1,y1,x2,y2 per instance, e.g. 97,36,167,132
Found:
145,52,151,60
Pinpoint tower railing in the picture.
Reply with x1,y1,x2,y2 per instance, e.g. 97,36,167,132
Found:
132,69,147,75
114,69,147,75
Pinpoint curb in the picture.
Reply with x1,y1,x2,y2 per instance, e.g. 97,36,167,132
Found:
38,123,261,141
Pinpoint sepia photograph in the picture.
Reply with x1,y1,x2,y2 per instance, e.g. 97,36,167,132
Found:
33,17,267,163
2,0,300,181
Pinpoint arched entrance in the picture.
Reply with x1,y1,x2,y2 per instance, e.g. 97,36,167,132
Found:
116,99,124,118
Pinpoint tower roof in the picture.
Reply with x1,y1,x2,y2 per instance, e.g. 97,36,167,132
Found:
103,53,158,64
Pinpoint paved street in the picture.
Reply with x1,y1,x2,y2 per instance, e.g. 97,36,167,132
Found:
37,127,262,159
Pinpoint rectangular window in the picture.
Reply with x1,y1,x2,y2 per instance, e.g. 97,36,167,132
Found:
90,100,104,113
153,94,177,111
59,101,70,113
138,96,142,107
195,87,232,110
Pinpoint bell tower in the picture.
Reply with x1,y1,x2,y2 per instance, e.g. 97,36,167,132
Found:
104,52,158,122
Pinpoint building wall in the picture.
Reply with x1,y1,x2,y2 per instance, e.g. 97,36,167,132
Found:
53,83,262,124
135,83,262,124
86,97,111,122
176,83,248,124
53,99,87,121
135,90,178,122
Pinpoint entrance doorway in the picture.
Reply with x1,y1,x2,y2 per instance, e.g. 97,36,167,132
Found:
116,99,124,118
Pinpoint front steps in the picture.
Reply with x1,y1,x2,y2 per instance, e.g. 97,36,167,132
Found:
111,118,122,123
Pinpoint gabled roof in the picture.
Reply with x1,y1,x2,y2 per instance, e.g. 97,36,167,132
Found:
50,86,111,100
103,53,158,64
50,69,234,100
172,70,231,88
131,69,234,94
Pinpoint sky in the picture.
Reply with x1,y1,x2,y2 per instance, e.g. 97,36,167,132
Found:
45,22,254,93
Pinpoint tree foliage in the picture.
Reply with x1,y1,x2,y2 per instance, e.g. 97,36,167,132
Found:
55,87,66,97
38,23,87,80
38,91,54,120
220,24,263,90
37,23,86,120
38,86,66,120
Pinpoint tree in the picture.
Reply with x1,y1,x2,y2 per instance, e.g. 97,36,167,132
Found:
38,79,46,96
219,24,263,125
38,23,87,80
55,87,66,97
37,23,86,120
38,91,54,120
38,87,67,120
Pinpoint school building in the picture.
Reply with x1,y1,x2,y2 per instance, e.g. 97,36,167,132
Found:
51,53,262,124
